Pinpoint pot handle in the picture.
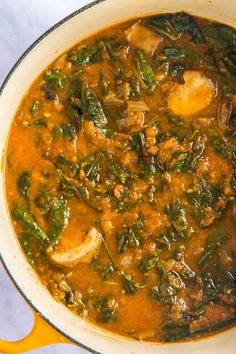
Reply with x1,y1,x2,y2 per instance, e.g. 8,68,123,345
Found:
0,311,71,353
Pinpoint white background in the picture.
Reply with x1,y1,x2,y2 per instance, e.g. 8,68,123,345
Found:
0,1,94,353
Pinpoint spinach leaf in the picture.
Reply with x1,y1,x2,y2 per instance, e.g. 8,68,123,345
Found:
117,215,143,253
201,264,236,304
218,49,236,81
68,45,101,65
139,255,159,272
159,48,199,63
133,50,156,93
187,178,224,228
165,200,188,234
27,118,47,129
81,82,107,128
30,100,41,116
35,188,51,214
149,283,177,306
57,169,101,211
198,231,229,266
132,131,146,157
202,24,236,50
44,69,67,91
121,272,146,294
147,12,204,44
146,14,179,41
52,124,64,138
62,122,76,141
171,12,204,44
48,197,70,246
98,297,117,323
19,234,34,264
92,256,114,279
108,161,131,184
100,231,145,294
17,171,31,199
99,71,110,95
80,151,105,183
12,205,49,242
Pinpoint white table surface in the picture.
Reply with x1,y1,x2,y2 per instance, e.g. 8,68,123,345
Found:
0,1,94,353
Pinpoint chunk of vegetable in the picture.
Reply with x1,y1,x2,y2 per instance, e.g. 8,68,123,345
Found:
126,22,162,55
167,71,215,116
49,227,102,267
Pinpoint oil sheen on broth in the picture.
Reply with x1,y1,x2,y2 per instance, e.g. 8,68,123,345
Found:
5,12,236,342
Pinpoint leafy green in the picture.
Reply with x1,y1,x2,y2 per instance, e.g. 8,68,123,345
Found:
121,272,145,294
165,200,188,234
48,197,70,246
187,178,224,228
202,24,236,50
27,118,47,129
35,188,51,214
67,38,123,65
98,297,117,323
30,100,41,116
133,50,156,93
171,12,204,44
108,161,131,184
80,151,105,183
201,264,236,304
81,83,107,127
68,45,101,65
146,14,179,41
116,215,143,253
54,155,80,175
17,171,31,199
62,122,76,141
57,169,100,211
198,231,229,266
12,205,49,242
99,71,110,95
100,231,145,294
19,234,34,264
52,124,64,138
44,69,67,91
158,48,199,63
92,256,114,279
218,49,236,81
139,255,159,272
149,283,177,306
146,12,204,44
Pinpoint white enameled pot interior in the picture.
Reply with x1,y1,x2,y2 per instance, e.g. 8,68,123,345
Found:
0,0,235,353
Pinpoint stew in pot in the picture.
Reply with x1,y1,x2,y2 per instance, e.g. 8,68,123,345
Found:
5,12,236,342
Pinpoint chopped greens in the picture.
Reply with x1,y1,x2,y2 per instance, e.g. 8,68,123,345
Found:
44,69,67,91
17,171,31,199
12,205,49,242
48,197,70,246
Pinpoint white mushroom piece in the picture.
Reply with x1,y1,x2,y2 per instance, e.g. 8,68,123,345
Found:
125,22,163,55
49,227,102,267
167,70,216,117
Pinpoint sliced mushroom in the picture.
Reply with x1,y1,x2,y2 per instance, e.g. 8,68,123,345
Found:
49,227,102,267
125,22,162,55
167,71,216,117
